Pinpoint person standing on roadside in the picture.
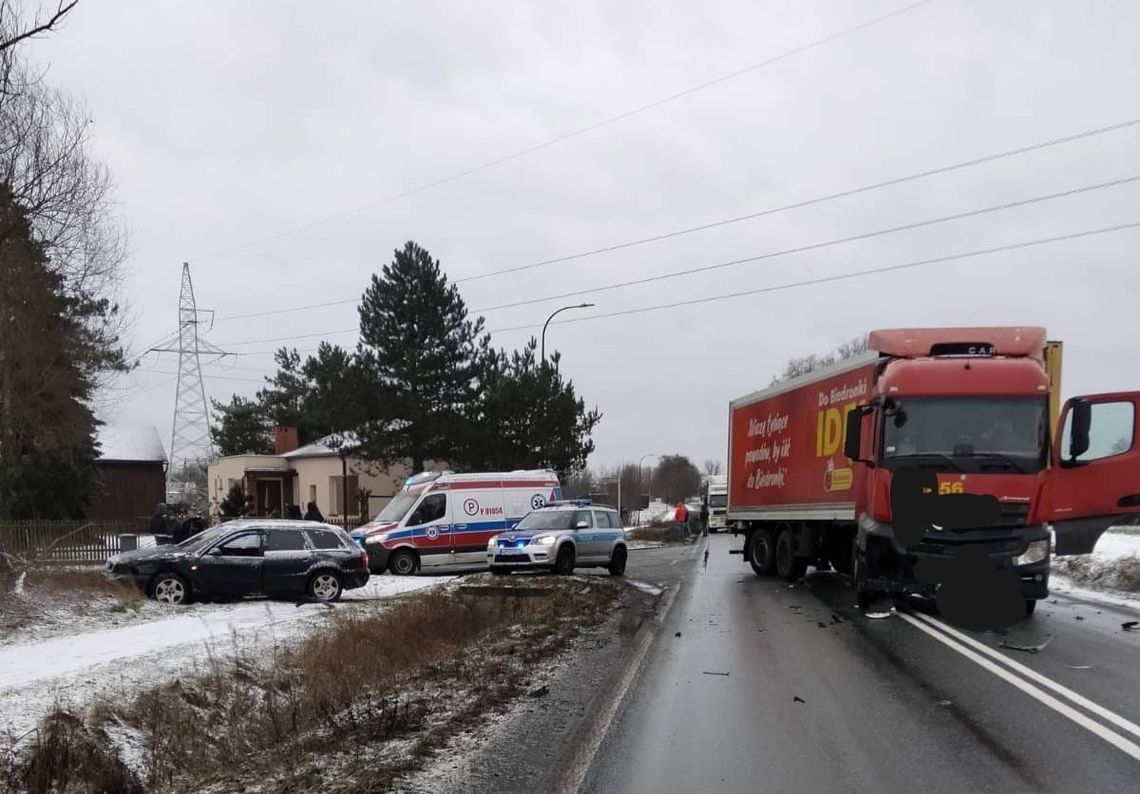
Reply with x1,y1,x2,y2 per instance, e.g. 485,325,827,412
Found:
700,499,710,536
674,500,689,540
304,501,325,522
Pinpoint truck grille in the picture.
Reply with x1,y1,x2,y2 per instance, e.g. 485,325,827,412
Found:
997,502,1029,527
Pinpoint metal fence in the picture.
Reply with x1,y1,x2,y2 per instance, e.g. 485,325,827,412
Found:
0,519,150,564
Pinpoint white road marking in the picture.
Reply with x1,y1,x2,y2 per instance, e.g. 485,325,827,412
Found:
909,610,1140,742
897,612,1140,763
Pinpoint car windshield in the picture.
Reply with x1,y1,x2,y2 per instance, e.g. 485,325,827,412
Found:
176,527,227,552
708,494,727,508
514,510,585,531
372,491,422,523
882,397,1048,472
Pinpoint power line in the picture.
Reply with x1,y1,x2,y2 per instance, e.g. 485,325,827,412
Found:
207,116,1140,324
145,368,269,385
470,173,1140,312
211,174,1140,347
192,0,937,265
484,220,1140,333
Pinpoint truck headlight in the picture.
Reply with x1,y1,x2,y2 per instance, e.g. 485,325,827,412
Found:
365,534,387,546
530,535,556,546
1015,539,1049,566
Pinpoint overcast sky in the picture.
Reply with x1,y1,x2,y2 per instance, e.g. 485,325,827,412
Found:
30,0,1140,471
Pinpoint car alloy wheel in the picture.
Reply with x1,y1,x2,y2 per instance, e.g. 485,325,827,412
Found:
309,573,342,602
152,575,187,605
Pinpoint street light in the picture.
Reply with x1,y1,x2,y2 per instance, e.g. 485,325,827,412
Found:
618,453,658,527
541,303,594,362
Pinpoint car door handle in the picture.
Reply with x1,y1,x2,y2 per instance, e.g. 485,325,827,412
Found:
455,524,467,530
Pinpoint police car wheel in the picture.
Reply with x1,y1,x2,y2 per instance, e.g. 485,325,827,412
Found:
553,545,575,576
607,546,627,577
389,549,417,576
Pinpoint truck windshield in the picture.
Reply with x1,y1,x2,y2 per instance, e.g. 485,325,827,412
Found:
373,491,421,524
882,397,1047,473
708,494,727,509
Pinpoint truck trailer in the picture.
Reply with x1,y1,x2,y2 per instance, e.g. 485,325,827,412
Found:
726,326,1140,611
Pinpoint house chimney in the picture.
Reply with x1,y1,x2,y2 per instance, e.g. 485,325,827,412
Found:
274,426,299,455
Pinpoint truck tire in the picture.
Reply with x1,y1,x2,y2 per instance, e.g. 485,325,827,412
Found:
775,527,808,582
1024,599,1037,617
851,538,881,610
747,528,776,577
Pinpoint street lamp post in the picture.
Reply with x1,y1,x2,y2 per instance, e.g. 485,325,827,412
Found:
618,453,658,528
541,303,594,362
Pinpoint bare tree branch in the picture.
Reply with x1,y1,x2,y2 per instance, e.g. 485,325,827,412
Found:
0,1,79,53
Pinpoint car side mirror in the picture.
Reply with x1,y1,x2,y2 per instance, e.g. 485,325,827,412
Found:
1069,399,1092,460
845,407,873,467
575,521,589,529
207,547,223,556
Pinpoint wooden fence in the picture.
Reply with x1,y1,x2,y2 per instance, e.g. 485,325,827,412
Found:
0,519,151,565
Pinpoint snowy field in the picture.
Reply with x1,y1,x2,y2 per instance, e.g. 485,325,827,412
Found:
0,574,455,741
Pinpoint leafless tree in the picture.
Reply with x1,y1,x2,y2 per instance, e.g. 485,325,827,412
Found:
703,459,723,476
0,1,78,54
771,334,870,386
0,2,129,390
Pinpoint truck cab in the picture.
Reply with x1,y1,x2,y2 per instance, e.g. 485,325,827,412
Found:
705,474,728,532
842,328,1140,609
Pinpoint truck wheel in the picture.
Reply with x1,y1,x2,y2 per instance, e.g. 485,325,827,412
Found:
851,538,880,609
747,529,776,577
775,527,808,582
1024,599,1037,617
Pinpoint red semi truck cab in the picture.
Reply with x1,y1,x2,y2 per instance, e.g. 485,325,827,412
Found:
728,326,1140,611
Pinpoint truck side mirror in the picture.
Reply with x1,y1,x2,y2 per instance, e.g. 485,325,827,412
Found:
844,408,866,464
1068,399,1091,460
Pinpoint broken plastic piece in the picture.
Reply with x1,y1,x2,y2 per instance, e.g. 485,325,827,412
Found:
1122,621,1139,632
866,608,896,619
998,635,1053,654
702,671,730,677
939,700,951,706
793,696,805,704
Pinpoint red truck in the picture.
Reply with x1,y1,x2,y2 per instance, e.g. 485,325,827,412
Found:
726,326,1140,612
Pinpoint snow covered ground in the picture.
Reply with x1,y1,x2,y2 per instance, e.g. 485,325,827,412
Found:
1050,527,1140,596
0,574,455,741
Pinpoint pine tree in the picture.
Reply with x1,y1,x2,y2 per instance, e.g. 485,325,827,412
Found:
469,339,602,477
0,187,99,519
210,395,273,456
355,241,485,472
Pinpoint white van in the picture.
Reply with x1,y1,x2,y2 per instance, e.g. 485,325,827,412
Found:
349,470,563,574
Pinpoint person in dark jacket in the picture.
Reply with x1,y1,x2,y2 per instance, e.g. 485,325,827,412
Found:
700,500,710,536
149,504,168,536
304,502,325,522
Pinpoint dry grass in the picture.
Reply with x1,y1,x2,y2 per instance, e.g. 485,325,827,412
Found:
627,524,687,543
1052,554,1140,592
0,575,622,793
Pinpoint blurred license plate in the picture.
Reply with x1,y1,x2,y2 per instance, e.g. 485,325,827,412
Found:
497,548,525,556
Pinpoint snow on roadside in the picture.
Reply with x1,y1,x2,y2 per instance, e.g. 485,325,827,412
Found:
1051,527,1140,598
0,574,454,740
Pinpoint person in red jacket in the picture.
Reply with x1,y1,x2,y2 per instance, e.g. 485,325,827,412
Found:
674,500,689,540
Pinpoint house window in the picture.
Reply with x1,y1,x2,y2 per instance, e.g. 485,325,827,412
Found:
329,475,359,516
309,484,317,504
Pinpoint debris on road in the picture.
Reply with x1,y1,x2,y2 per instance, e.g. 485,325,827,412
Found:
817,622,827,628
1122,621,1139,632
1066,665,1094,670
528,685,550,698
793,696,805,704
702,671,730,677
830,612,844,624
939,700,951,706
675,631,682,637
865,608,896,619
998,635,1053,654
1075,615,1085,621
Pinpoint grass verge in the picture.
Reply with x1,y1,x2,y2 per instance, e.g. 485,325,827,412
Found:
626,524,689,544
0,574,622,793
1052,554,1140,593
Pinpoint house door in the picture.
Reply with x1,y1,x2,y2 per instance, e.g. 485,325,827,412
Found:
258,480,283,517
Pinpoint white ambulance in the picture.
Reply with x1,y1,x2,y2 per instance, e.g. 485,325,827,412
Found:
350,470,563,575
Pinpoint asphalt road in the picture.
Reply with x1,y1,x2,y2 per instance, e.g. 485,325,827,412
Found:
580,533,1140,794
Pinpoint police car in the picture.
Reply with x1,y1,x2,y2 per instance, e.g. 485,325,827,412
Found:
487,499,627,576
